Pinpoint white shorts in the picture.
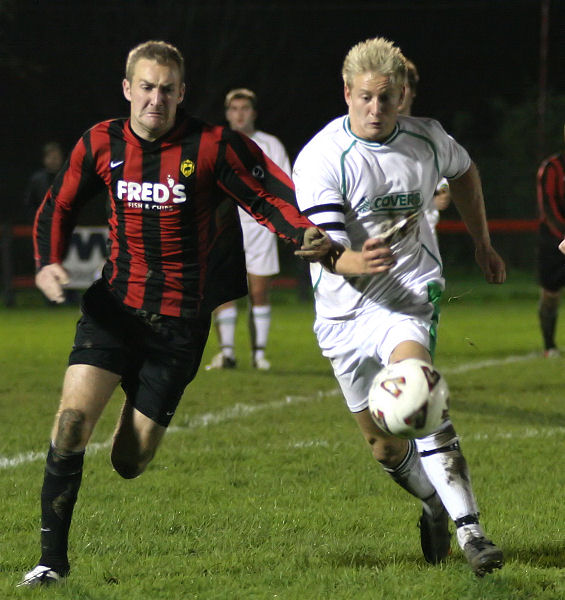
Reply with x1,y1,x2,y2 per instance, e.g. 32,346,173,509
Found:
239,208,280,276
314,304,435,413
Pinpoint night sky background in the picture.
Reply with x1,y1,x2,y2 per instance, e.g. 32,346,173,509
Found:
3,0,564,234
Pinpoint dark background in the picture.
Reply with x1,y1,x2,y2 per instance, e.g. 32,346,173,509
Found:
2,0,565,267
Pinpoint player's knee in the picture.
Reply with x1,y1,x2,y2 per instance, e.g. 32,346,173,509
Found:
542,296,560,311
111,448,154,480
369,435,407,466
111,455,143,479
541,287,560,305
250,291,268,306
54,408,87,451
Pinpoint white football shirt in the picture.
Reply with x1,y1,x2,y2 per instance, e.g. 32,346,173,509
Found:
251,130,291,176
293,114,471,320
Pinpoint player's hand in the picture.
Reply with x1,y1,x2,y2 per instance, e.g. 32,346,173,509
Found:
35,263,70,303
559,238,565,255
360,237,396,274
433,189,451,211
294,227,331,262
475,244,506,284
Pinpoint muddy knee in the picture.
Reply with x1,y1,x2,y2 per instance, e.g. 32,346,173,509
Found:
368,435,408,467
54,408,88,451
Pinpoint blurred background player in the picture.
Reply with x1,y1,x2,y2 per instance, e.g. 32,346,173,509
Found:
22,141,82,305
293,36,505,576
2,141,65,306
23,142,65,223
537,124,565,358
398,58,419,116
206,88,292,371
398,59,451,238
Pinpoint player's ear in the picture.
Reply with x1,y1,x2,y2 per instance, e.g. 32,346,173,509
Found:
398,84,405,107
178,82,186,104
122,78,132,102
344,83,352,107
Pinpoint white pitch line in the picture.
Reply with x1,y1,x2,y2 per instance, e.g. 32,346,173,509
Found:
440,351,540,375
0,352,553,470
469,427,565,441
0,440,118,470
0,391,341,470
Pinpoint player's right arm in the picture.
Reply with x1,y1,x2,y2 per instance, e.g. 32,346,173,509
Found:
319,238,395,276
34,130,105,302
35,263,70,304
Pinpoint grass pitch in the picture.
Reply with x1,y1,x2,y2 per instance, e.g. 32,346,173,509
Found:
1,269,564,599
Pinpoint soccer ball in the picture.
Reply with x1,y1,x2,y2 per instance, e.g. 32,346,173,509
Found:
368,359,449,439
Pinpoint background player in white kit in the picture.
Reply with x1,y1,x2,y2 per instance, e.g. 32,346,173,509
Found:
293,37,506,576
206,88,291,370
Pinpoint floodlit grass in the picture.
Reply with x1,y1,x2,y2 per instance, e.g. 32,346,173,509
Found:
1,270,564,599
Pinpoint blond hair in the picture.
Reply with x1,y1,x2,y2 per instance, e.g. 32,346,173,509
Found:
224,88,257,110
342,37,407,89
125,40,185,83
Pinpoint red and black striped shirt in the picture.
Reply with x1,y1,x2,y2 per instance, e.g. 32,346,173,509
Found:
34,113,314,317
537,152,565,239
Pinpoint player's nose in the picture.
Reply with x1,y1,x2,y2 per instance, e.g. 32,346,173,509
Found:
149,89,165,105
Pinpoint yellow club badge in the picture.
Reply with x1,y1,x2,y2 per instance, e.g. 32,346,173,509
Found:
180,159,195,178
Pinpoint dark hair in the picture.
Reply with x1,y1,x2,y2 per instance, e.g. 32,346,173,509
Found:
42,141,63,156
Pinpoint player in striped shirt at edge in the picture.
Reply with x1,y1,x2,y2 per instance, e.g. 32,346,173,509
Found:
538,125,565,358
18,40,330,588
292,37,506,576
206,88,292,371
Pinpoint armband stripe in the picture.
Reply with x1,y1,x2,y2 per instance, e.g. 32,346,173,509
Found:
302,203,344,216
316,221,346,231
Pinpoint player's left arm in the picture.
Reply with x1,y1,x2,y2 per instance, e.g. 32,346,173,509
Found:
449,162,506,284
295,227,332,262
217,129,331,260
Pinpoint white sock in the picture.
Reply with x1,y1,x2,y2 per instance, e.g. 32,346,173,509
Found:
416,421,479,522
215,307,237,358
250,305,271,357
456,523,486,549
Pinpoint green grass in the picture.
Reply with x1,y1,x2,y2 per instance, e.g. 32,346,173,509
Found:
1,269,564,599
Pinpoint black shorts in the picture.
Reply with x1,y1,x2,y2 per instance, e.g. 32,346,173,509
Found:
69,279,211,426
537,229,565,292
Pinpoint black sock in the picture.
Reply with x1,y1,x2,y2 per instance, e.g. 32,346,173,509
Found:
454,514,480,528
39,444,84,575
539,302,558,350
